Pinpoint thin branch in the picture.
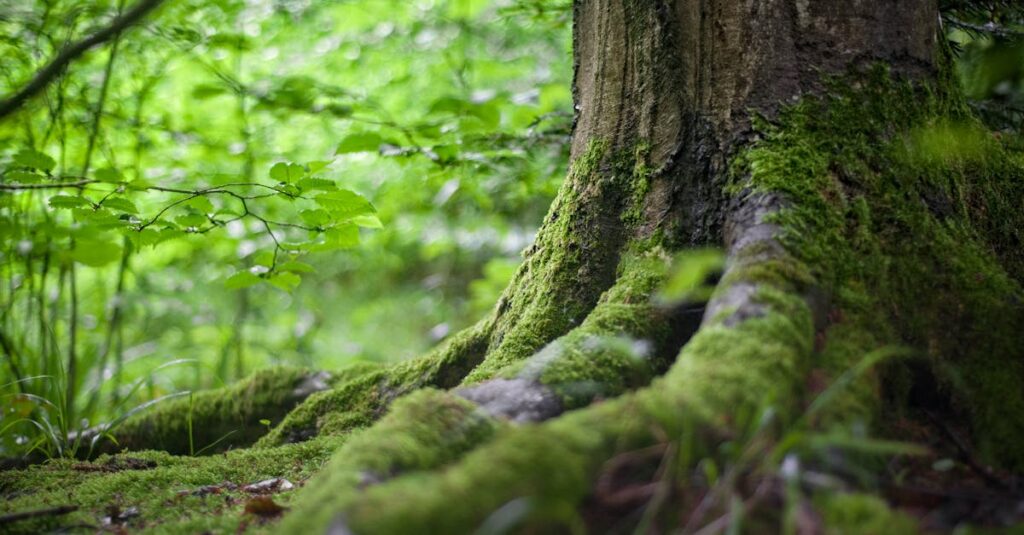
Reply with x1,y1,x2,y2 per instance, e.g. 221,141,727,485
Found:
945,16,1024,39
0,180,94,190
0,505,78,526
0,0,166,120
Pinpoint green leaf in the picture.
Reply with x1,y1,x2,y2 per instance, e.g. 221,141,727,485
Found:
128,228,159,249
75,208,126,229
278,260,315,273
191,83,228,99
277,183,302,198
14,149,55,172
269,162,305,183
297,177,337,192
71,239,122,267
428,96,466,114
175,213,207,228
352,214,383,228
225,270,262,290
49,195,91,209
325,103,353,117
127,179,154,191
314,190,376,220
336,132,382,154
309,224,359,251
431,145,459,162
299,209,331,227
185,196,215,214
468,101,500,129
95,168,123,183
659,248,725,303
268,272,301,292
102,197,138,214
253,250,275,267
306,160,332,174
155,228,186,244
327,225,359,247
5,170,43,183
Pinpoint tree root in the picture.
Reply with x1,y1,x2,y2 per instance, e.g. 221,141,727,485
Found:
277,191,822,533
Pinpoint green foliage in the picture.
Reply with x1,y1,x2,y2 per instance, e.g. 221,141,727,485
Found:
943,2,1024,130
0,0,571,458
659,248,725,304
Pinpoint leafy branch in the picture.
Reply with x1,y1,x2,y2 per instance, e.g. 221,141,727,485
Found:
0,0,167,120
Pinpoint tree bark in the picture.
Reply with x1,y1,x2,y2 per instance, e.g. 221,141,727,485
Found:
30,1,1024,533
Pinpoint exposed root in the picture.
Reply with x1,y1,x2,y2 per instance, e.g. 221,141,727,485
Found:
84,366,334,457
279,189,820,533
256,318,494,447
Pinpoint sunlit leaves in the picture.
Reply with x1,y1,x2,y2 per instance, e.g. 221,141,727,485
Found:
13,149,55,172
70,238,123,267
277,260,315,273
306,161,332,174
351,214,382,228
175,213,207,228
95,168,124,183
267,272,301,292
296,177,336,191
336,132,384,154
49,195,91,209
314,189,376,220
184,196,215,214
0,0,573,459
310,224,359,251
659,248,726,303
428,95,501,130
4,170,44,183
225,270,262,289
74,208,126,229
191,83,229,100
269,162,305,183
299,209,331,227
102,197,139,214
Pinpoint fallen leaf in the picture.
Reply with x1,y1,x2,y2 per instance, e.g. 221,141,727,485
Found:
243,496,287,518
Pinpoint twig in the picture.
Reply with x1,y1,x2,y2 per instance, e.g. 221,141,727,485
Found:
0,0,166,120
945,16,1024,39
0,180,94,190
0,505,78,526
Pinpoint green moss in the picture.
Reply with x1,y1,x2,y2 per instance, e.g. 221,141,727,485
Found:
462,139,616,382
305,284,814,534
257,318,492,447
0,435,345,534
493,249,676,409
465,138,670,384
277,389,500,533
92,366,329,456
270,67,1024,533
737,65,1024,468
619,141,653,227
814,493,918,535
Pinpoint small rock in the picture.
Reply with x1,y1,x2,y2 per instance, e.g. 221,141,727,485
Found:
243,478,295,494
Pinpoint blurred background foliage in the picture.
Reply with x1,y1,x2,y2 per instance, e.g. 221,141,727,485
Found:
0,0,1021,457
0,0,572,456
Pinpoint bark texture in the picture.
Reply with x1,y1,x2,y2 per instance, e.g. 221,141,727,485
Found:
4,1,1023,534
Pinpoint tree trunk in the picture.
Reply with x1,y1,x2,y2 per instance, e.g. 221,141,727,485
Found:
13,1,1024,533
265,1,1022,532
